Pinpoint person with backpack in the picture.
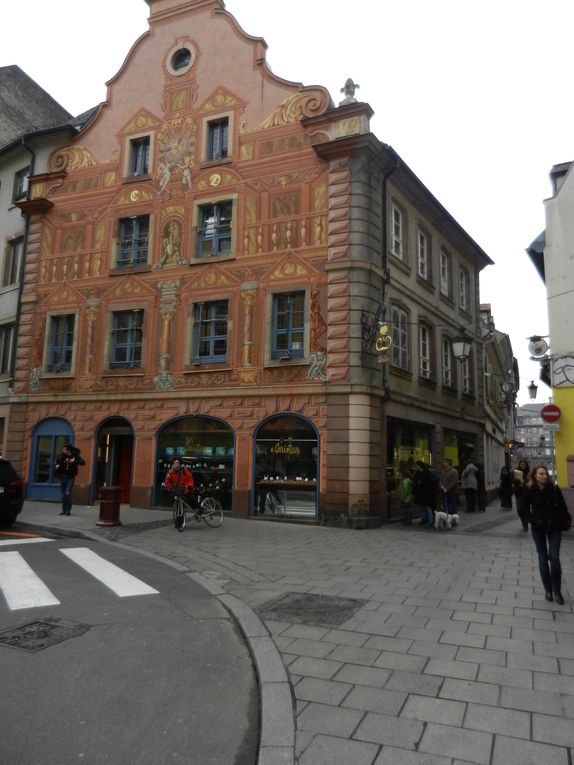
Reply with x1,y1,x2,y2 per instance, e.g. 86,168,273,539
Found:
54,443,85,516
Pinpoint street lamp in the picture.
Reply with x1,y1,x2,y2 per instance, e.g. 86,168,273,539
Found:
451,329,472,362
527,380,538,400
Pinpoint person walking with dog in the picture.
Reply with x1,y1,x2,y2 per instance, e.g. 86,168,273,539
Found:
439,458,459,515
523,464,571,604
54,443,85,516
413,461,437,527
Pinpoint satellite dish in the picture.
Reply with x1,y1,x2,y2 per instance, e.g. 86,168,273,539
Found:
528,337,548,358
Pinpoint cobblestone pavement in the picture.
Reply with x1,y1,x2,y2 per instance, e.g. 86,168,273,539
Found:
113,506,574,765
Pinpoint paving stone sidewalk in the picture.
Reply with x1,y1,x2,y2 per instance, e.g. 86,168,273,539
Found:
112,506,574,765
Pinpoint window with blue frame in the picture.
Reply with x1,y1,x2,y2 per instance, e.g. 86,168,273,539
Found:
110,310,143,369
118,215,149,267
46,314,75,373
272,292,305,359
193,301,228,362
197,201,232,257
129,137,150,176
207,118,229,161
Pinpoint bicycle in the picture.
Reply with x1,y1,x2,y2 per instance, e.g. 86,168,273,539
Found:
170,487,224,531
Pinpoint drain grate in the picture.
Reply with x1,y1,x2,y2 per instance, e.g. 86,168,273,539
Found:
257,592,365,628
0,618,90,653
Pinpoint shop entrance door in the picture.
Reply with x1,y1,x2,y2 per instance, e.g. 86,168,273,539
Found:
95,418,134,503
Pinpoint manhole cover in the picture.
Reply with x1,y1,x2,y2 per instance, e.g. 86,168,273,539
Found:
257,592,365,627
0,618,90,653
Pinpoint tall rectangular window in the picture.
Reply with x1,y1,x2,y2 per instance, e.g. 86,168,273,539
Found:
461,357,471,394
272,292,305,358
193,301,228,362
130,137,150,176
442,338,453,387
390,204,403,260
13,167,30,202
419,325,431,378
118,215,149,267
391,306,408,369
46,315,75,373
110,310,143,369
207,118,229,161
459,267,469,311
3,237,24,286
417,228,429,280
198,201,232,257
440,248,450,296
0,324,15,376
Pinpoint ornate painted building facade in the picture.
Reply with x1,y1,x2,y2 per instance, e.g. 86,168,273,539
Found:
7,0,493,525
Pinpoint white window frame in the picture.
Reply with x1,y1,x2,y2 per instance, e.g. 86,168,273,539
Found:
390,203,403,261
419,325,431,378
442,337,453,387
0,322,15,377
440,248,450,296
417,228,429,280
3,237,24,286
123,133,154,180
461,356,471,394
459,267,469,311
391,306,408,369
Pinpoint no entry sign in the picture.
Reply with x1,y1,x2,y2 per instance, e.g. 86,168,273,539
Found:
540,404,561,423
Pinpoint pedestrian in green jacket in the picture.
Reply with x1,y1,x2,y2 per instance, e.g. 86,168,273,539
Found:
399,471,414,525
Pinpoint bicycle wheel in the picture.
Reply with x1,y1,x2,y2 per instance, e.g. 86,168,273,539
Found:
173,497,185,531
201,497,223,527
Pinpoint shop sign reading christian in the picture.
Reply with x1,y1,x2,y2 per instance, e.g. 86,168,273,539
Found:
270,441,301,456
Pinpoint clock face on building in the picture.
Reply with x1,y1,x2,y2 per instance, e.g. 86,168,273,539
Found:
160,133,192,165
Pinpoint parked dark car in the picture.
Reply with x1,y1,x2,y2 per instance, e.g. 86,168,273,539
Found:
0,458,24,526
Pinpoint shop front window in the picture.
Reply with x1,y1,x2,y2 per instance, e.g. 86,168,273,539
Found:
254,415,318,519
386,419,433,520
28,417,73,501
156,416,234,509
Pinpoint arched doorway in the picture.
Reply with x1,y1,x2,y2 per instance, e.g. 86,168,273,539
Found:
28,418,73,501
253,414,319,519
155,415,234,508
95,417,134,503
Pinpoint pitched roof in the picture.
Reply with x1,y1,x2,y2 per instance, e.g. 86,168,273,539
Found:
0,65,73,149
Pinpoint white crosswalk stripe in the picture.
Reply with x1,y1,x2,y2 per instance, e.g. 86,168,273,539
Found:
60,548,159,597
0,551,61,610
0,547,159,611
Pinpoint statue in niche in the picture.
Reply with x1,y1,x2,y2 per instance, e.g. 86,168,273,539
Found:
156,220,183,268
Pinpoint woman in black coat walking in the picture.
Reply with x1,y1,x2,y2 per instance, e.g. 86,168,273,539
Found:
523,464,569,605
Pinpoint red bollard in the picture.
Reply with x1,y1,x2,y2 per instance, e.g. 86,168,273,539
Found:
97,486,122,526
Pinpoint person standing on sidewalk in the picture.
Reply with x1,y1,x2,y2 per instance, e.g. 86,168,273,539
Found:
524,464,570,605
54,444,85,516
399,470,414,525
413,461,437,527
513,459,530,531
439,458,459,515
498,465,513,509
461,457,478,513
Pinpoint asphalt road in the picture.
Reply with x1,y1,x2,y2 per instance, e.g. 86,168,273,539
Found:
0,536,258,765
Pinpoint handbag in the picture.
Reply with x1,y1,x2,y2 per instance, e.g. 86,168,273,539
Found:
559,507,572,532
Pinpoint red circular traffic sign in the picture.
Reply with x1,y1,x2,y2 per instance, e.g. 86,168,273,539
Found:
540,404,561,423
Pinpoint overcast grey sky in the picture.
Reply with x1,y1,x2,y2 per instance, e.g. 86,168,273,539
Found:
3,0,571,403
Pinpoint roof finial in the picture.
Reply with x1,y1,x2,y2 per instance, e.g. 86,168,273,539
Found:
339,78,360,106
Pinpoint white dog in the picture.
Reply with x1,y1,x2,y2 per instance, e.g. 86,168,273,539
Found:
434,511,460,529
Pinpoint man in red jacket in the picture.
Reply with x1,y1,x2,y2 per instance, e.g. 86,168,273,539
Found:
164,459,194,495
